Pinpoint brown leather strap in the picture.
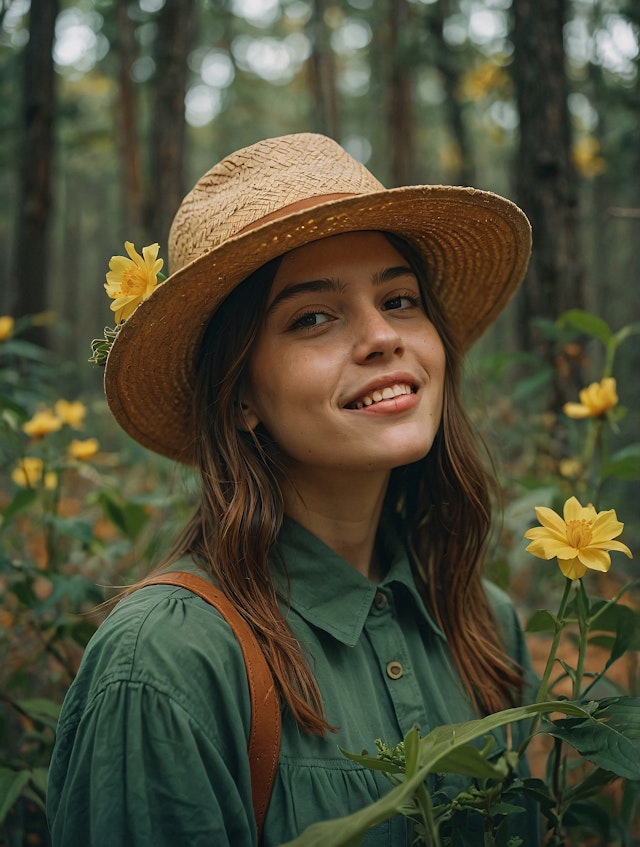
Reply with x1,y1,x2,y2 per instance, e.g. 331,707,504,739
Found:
138,571,281,841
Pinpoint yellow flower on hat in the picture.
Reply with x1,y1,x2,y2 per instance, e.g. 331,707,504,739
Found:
524,496,632,580
12,457,58,490
104,242,164,323
67,437,99,461
563,377,618,419
54,399,87,429
0,316,14,342
23,409,63,439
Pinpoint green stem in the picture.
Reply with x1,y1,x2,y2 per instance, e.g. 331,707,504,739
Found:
573,581,589,700
535,579,573,703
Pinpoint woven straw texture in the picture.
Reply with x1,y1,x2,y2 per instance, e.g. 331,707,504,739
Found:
105,133,531,464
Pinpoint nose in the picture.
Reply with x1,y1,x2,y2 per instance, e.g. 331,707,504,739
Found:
352,305,404,363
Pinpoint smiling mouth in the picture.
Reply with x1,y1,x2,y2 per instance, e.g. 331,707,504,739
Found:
346,383,416,410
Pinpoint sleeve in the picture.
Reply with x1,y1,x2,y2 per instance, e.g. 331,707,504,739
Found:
47,589,259,847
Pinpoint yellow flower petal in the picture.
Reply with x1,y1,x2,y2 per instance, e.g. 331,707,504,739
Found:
557,557,588,580
523,495,632,579
590,509,623,542
54,399,86,428
0,315,14,342
104,242,164,324
563,378,618,419
562,402,591,419
532,506,568,538
22,409,62,438
576,547,611,571
11,457,57,490
67,438,99,461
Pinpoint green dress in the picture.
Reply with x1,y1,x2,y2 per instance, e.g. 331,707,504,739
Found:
47,518,539,846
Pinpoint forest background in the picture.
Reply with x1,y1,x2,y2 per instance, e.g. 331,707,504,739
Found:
0,0,639,845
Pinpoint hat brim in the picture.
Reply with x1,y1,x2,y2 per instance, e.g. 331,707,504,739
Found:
105,185,531,463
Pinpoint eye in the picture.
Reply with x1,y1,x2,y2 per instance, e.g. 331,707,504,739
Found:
290,310,332,330
383,293,422,311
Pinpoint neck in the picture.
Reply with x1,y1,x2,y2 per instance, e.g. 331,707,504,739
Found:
280,470,389,581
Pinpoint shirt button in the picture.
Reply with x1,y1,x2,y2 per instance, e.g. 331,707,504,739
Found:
386,660,404,680
373,591,387,609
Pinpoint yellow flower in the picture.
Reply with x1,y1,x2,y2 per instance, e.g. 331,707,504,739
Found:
22,409,63,439
563,377,618,419
54,399,87,428
0,315,14,342
524,496,632,580
12,457,58,490
104,241,163,323
559,458,583,480
67,438,99,461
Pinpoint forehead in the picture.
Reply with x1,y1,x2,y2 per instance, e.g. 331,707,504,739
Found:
270,231,411,291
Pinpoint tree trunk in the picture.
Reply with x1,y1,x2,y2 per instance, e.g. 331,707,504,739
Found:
115,0,144,243
147,0,196,251
306,0,340,139
426,0,474,186
387,0,415,186
11,0,59,348
511,0,584,398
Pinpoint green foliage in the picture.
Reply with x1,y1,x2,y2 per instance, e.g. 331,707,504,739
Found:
0,319,191,842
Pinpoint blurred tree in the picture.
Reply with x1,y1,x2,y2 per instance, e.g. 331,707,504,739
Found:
306,0,339,138
10,0,60,348
426,0,474,187
148,0,196,249
115,0,145,241
386,0,415,185
511,0,585,401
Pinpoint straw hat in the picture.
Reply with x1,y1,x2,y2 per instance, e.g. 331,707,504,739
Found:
105,132,531,464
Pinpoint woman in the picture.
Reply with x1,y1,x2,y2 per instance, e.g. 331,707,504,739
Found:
48,133,537,845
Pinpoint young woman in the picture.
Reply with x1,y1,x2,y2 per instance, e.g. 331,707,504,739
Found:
47,133,537,845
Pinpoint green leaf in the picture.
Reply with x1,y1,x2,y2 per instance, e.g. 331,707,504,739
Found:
12,698,61,730
541,697,640,780
564,767,618,804
340,749,404,776
1,487,38,524
0,768,30,824
49,515,95,545
511,368,554,403
602,444,640,481
557,310,612,345
97,490,149,540
281,701,587,847
403,726,420,777
525,610,558,634
435,743,511,780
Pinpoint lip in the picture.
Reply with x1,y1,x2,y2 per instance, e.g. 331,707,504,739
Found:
343,372,419,410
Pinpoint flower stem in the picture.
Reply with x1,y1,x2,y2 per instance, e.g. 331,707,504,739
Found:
573,581,589,699
535,578,573,704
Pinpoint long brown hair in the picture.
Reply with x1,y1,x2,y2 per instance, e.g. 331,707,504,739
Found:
164,233,523,735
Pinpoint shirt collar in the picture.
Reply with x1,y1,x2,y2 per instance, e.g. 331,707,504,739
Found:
272,516,445,647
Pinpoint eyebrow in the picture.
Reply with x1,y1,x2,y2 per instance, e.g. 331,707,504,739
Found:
267,265,416,314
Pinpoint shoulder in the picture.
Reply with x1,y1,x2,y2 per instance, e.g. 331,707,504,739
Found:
59,575,252,741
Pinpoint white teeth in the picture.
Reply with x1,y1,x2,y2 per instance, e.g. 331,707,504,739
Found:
349,383,413,409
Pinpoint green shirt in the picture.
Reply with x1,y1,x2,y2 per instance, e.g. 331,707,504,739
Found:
48,518,538,846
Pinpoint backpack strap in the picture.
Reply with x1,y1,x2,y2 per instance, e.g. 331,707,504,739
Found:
138,570,281,842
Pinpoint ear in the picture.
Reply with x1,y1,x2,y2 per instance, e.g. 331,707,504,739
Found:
236,399,260,432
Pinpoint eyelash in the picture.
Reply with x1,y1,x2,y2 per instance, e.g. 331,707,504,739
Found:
288,291,422,332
